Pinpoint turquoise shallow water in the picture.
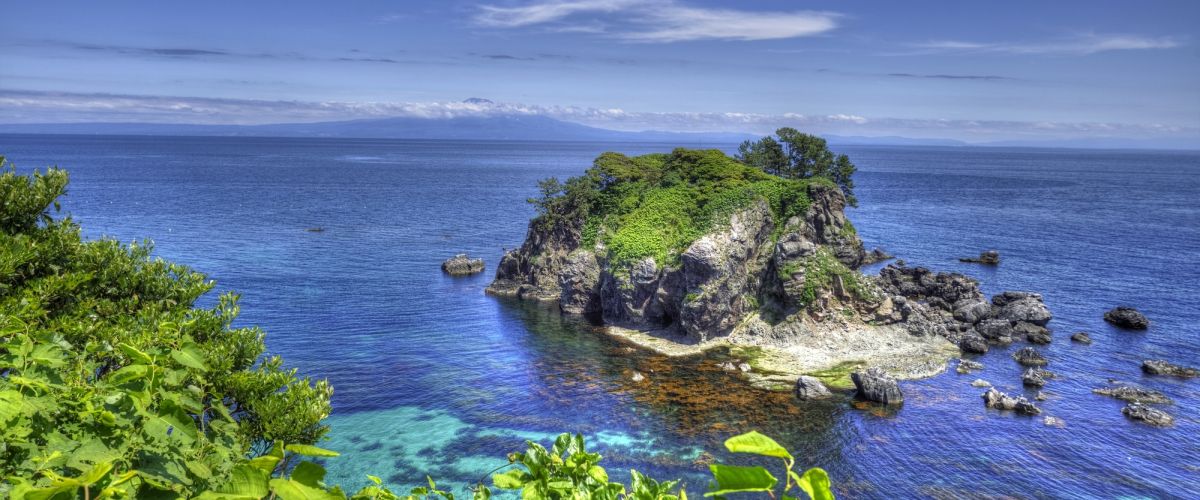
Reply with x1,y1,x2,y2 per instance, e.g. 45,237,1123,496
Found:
1,134,1198,498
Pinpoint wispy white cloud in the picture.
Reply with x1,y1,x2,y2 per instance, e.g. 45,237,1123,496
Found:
2,89,1194,144
910,33,1183,56
473,0,839,42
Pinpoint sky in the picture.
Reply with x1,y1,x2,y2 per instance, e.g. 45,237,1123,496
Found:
1,0,1198,143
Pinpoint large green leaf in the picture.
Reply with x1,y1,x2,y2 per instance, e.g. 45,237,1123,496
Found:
493,469,528,489
292,461,328,487
171,343,208,372
285,444,340,457
705,464,777,496
268,478,344,500
796,468,834,500
723,431,792,460
144,398,198,444
217,464,271,498
118,342,154,365
106,364,152,385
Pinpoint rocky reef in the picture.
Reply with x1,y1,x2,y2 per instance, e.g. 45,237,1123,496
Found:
488,148,1054,392
442,254,485,275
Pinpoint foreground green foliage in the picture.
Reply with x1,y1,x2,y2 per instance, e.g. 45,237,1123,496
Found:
529,148,823,269
737,129,857,207
1,158,834,498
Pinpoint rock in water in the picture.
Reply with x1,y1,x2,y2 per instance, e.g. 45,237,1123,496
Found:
970,379,992,388
956,359,984,374
1093,385,1173,404
442,254,485,276
1070,331,1093,344
959,250,1000,265
1142,359,1198,378
982,388,1040,415
630,371,646,383
794,376,832,400
1022,367,1051,387
1122,403,1174,427
1013,347,1048,366
1043,416,1066,428
851,367,903,405
1104,306,1149,330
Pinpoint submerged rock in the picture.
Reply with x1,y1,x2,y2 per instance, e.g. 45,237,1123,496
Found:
959,250,1000,265
1043,416,1066,428
1070,331,1093,344
956,359,984,374
1104,306,1149,330
1142,359,1198,378
982,388,1040,415
1093,385,1173,404
794,376,832,400
851,367,903,405
442,254,485,275
1122,403,1174,427
861,247,894,265
1013,347,1048,366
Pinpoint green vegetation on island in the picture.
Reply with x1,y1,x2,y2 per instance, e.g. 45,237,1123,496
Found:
529,148,835,270
0,158,835,498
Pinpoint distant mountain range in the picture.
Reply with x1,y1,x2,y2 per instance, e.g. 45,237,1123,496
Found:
0,115,1194,150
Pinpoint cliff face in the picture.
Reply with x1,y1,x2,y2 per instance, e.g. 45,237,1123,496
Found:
487,183,870,342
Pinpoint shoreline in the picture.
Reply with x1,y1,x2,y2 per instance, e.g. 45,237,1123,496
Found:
599,316,957,392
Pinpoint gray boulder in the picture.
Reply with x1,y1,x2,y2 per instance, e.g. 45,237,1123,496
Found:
442,254,485,275
982,388,1040,415
1122,403,1174,427
1142,359,1197,378
1104,306,1149,330
1013,347,1048,366
794,376,832,400
957,332,989,354
1070,331,1093,344
850,367,903,405
994,292,1052,326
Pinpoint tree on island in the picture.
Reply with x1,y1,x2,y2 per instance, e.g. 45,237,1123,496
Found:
736,128,857,206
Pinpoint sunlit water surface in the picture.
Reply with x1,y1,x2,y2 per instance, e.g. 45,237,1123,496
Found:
2,135,1198,498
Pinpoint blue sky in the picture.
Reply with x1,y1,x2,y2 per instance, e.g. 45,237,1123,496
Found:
2,0,1197,142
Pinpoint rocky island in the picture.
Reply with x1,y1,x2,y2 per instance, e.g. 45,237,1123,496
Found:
488,131,1053,395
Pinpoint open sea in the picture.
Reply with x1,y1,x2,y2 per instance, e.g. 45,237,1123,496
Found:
2,134,1198,499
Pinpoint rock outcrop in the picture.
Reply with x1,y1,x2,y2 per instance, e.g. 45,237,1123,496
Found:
1142,359,1198,378
1093,384,1173,404
489,150,1053,394
1022,367,1054,387
959,250,1000,265
1104,306,1149,330
1122,403,1174,427
442,254,485,275
850,367,903,405
874,266,1052,347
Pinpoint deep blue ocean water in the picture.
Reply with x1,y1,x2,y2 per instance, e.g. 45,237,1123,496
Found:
2,134,1198,498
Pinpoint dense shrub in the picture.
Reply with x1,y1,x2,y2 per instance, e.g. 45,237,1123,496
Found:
529,148,820,270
